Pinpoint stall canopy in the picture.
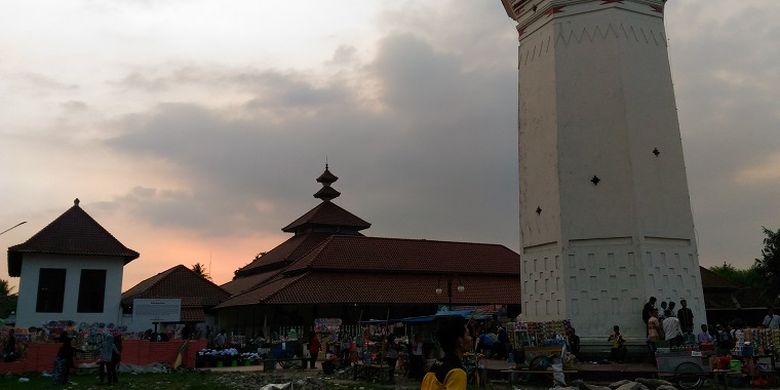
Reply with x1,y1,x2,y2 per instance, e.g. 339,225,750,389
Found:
359,309,493,325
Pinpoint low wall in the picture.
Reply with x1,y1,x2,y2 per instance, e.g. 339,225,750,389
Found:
0,339,207,374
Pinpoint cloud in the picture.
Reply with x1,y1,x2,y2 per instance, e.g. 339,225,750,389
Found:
104,24,520,248
666,1,780,265
60,100,88,112
20,72,79,91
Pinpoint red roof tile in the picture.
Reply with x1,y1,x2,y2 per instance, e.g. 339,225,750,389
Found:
122,264,230,307
234,233,333,276
221,270,281,295
699,267,740,290
216,274,305,308
282,201,370,233
180,307,206,322
286,236,520,275
7,200,139,276
217,272,520,307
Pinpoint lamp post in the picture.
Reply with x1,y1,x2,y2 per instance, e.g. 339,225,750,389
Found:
0,221,26,236
435,276,464,306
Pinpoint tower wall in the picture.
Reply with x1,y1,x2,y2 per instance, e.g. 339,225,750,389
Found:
508,0,707,339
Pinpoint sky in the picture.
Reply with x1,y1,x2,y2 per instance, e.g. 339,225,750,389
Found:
1,1,779,290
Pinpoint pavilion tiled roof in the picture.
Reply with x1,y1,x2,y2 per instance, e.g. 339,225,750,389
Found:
285,236,520,275
282,201,370,233
234,233,333,276
221,269,282,295
122,264,230,307
7,199,139,276
699,267,741,290
217,272,520,308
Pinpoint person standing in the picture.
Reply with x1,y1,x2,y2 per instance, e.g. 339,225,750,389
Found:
608,325,627,363
663,310,683,347
647,309,661,362
658,301,668,321
677,299,694,335
307,333,321,369
53,333,83,385
409,333,425,380
385,334,399,384
716,324,735,355
111,333,122,384
421,316,471,390
762,308,780,329
214,330,227,348
99,333,119,385
3,328,16,362
567,328,581,356
642,297,657,334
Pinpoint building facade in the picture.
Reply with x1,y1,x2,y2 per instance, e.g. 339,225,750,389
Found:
216,167,522,336
500,0,706,339
8,199,139,327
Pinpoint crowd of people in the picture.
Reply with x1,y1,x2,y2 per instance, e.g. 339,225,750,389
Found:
642,296,780,361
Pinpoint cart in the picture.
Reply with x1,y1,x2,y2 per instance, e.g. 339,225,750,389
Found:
655,350,713,390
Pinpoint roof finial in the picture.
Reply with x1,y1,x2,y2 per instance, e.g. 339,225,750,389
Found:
315,163,340,201
74,198,80,206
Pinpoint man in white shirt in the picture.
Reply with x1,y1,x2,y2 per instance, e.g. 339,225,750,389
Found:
763,308,780,329
663,310,683,346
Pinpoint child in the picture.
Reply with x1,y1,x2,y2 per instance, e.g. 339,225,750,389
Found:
608,325,627,363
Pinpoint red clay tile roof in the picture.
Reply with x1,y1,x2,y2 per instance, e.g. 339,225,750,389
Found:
699,267,741,290
7,200,139,276
217,272,520,308
221,269,281,295
282,201,370,233
234,233,333,276
122,264,230,307
180,307,206,322
285,236,520,275
216,274,305,308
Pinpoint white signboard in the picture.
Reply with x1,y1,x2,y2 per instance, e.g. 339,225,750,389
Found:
133,299,181,323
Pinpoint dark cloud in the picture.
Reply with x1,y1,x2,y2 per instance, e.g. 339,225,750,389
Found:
105,20,520,248
98,0,779,267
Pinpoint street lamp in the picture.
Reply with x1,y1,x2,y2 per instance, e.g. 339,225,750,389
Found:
435,276,464,306
0,221,26,236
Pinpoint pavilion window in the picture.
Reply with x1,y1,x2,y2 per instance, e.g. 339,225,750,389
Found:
77,269,107,313
36,268,66,313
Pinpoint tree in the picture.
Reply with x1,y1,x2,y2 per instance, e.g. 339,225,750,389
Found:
0,279,10,296
191,262,211,280
755,226,780,302
709,262,764,288
0,279,17,319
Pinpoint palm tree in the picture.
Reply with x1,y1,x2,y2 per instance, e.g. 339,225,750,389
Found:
191,263,211,280
0,279,11,297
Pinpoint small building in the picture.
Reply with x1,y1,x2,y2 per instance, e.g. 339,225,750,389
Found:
121,264,231,332
216,167,522,336
699,267,775,326
7,199,139,328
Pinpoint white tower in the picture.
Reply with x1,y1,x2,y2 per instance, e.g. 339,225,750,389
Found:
500,0,706,339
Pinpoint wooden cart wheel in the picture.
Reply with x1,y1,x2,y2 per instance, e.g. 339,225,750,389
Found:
674,361,704,390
